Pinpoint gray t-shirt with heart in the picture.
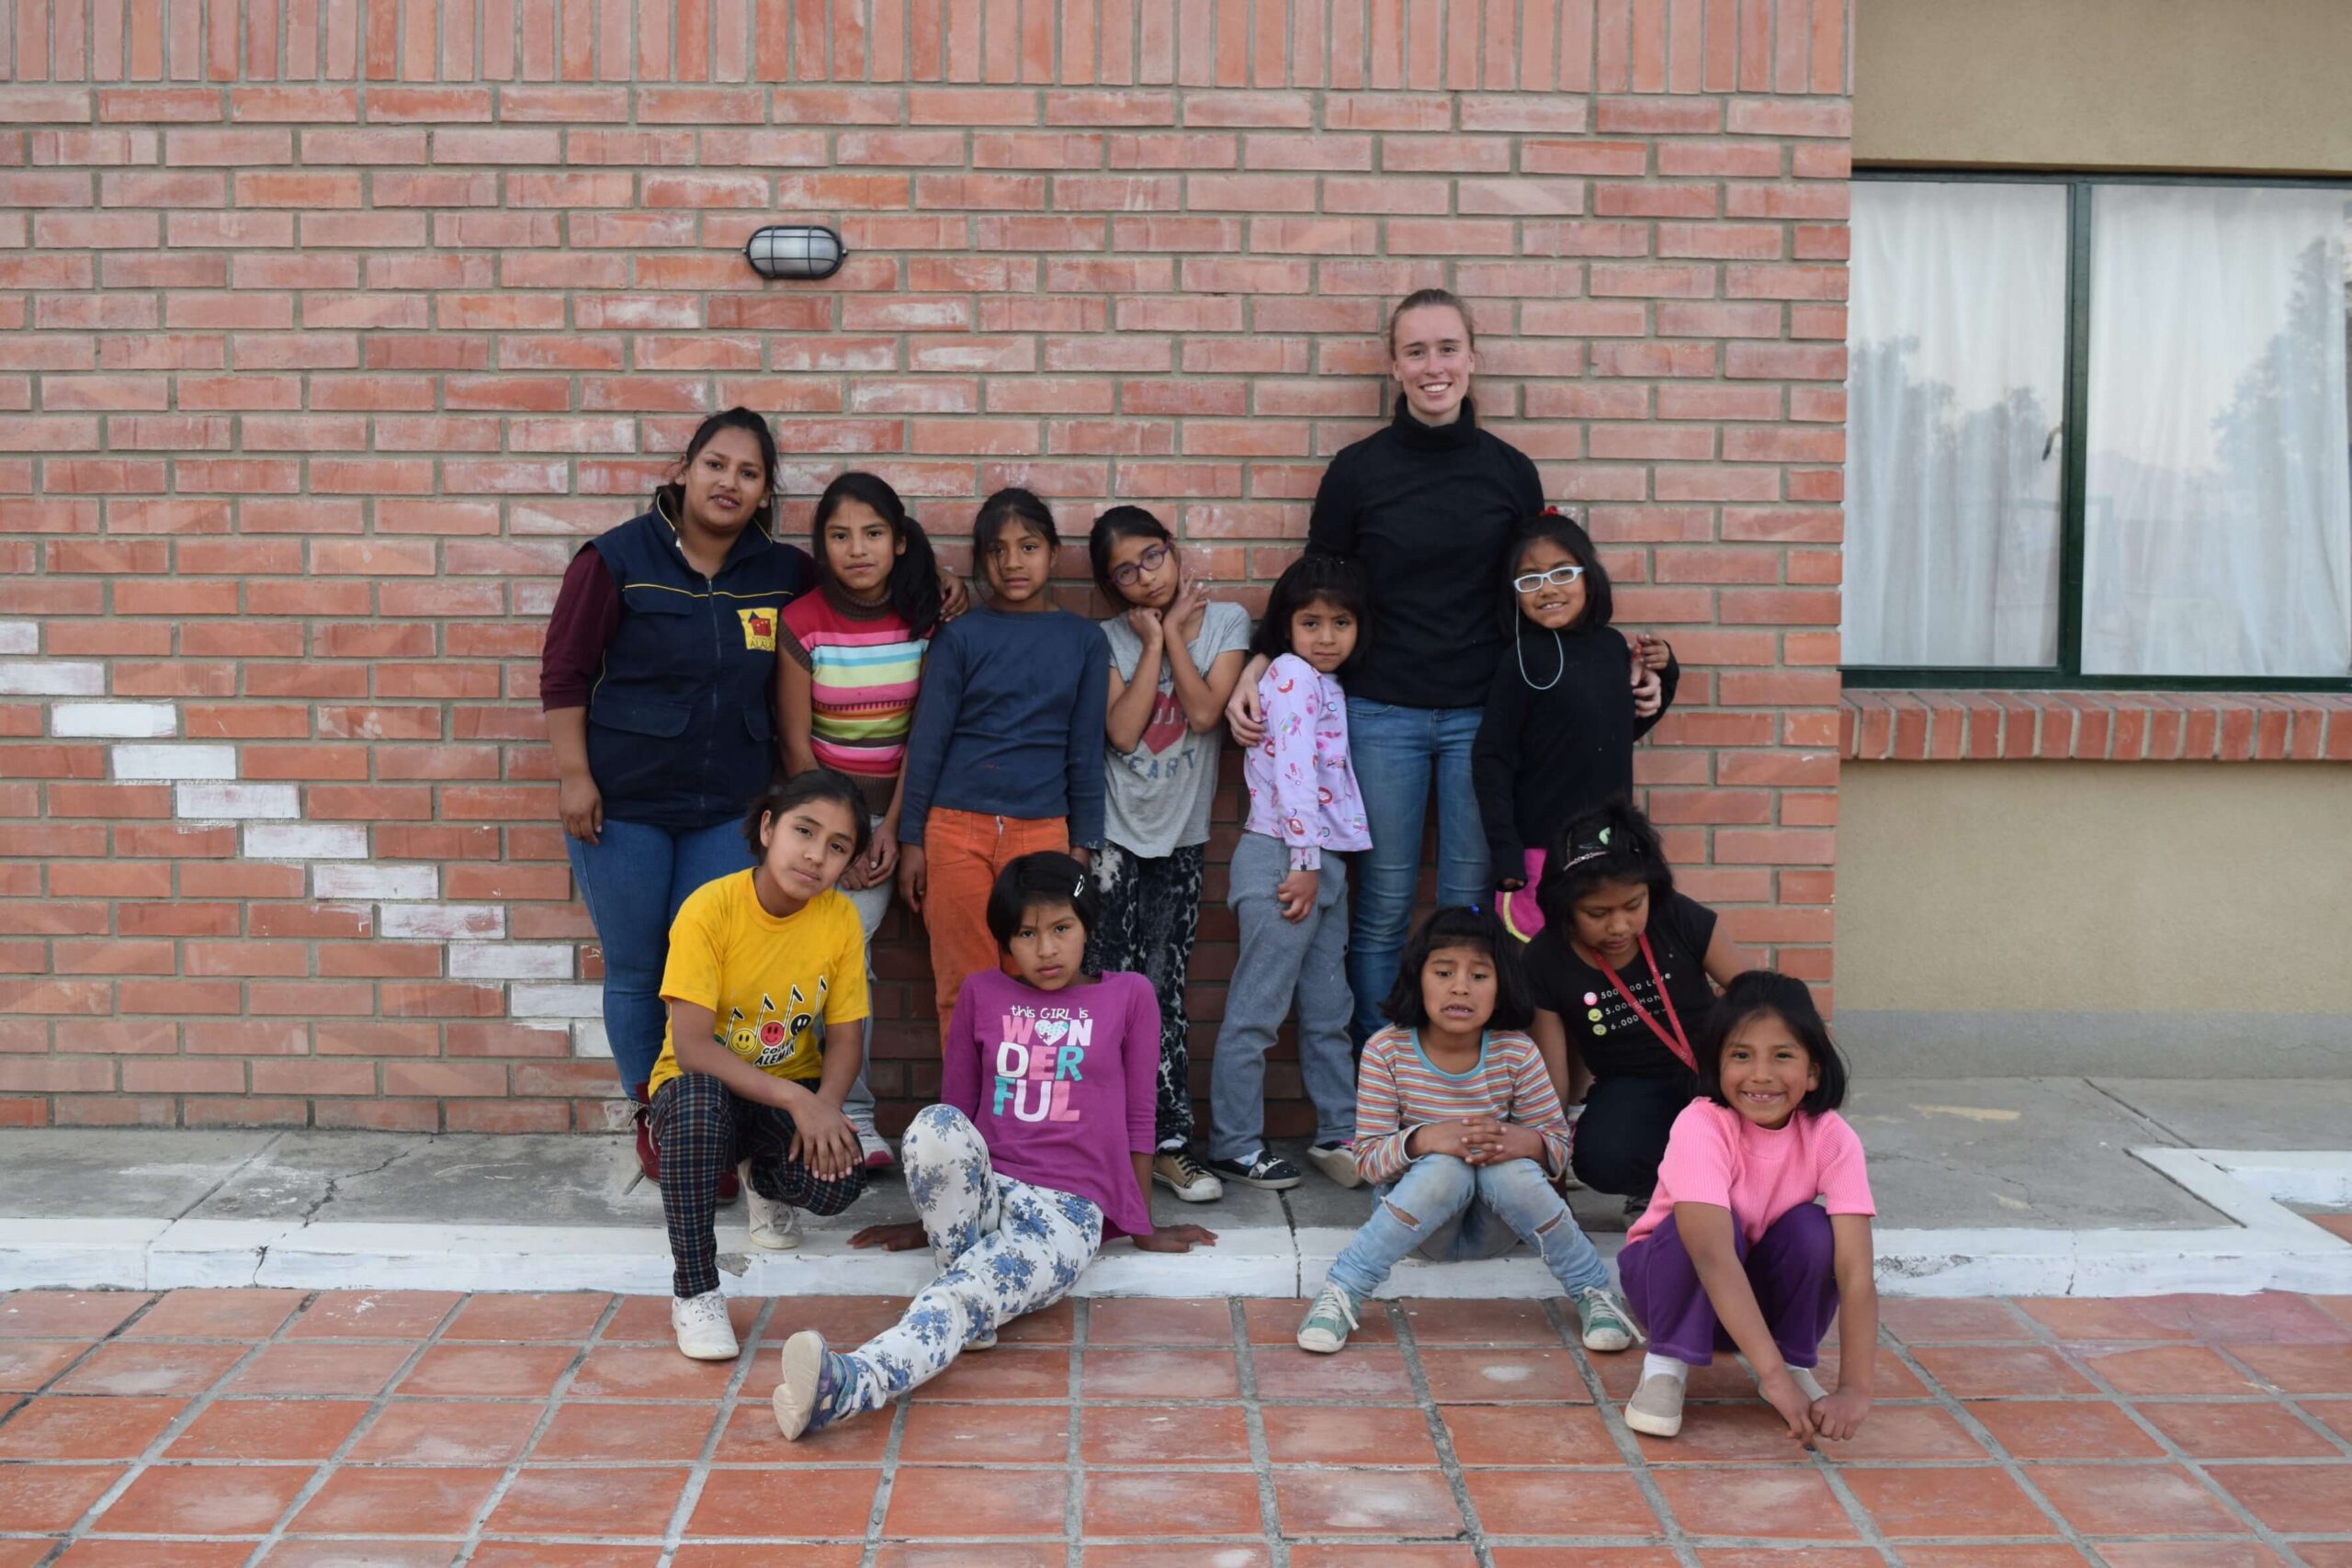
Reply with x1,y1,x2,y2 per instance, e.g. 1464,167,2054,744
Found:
1099,599,1252,860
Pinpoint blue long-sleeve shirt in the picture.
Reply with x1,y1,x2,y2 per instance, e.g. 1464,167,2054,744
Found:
897,604,1111,847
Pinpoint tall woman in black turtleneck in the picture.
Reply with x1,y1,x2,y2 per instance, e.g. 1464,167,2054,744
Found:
1229,289,1544,1055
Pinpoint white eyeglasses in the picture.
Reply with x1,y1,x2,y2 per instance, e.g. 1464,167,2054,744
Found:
1512,564,1586,593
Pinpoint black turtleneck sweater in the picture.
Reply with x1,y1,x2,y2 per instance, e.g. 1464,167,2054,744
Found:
1306,397,1544,709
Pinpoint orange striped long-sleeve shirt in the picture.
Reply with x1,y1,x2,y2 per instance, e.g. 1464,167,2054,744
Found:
1351,1026,1573,1185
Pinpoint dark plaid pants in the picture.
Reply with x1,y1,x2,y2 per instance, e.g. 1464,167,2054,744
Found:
652,1071,865,1298
1084,840,1206,1151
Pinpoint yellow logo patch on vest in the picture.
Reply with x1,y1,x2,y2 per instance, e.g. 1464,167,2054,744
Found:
738,607,776,651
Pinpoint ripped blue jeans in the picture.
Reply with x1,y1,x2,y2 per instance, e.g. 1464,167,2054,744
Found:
1324,1152,1611,1301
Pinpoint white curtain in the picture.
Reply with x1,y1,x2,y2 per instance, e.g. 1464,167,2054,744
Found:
1845,182,2068,667
2083,186,2352,677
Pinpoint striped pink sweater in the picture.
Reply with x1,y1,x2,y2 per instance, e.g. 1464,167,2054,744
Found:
1351,1026,1573,1185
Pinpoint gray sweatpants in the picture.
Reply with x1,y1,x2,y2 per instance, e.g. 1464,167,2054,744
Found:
1207,831,1359,1161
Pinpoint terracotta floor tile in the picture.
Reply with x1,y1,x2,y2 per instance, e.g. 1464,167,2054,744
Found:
535,1398,722,1461
2136,1397,2341,1458
2094,1545,2290,1568
441,1292,612,1342
686,1464,881,1538
883,1464,1070,1538
1880,1297,2033,1344
0,1292,152,1339
346,1399,545,1464
1251,1344,1418,1402
1892,1550,2088,1567
996,1297,1078,1345
1316,1551,1488,1568
0,1542,51,1568
90,1461,315,1536
1631,1400,1819,1465
2305,1395,2352,1443
1083,1297,1234,1346
908,1346,1069,1401
469,1548,665,1568
1441,1403,1620,1465
1080,1401,1252,1464
167,1397,370,1461
123,1288,304,1340
2290,1548,2352,1568
1591,1350,1775,1402
1418,1347,1592,1403
2140,1291,2352,1343
1080,1348,1240,1401
1084,1467,1263,1536
1274,1465,1466,1536
1816,1404,1990,1463
1242,1297,1397,1345
286,1290,462,1340
229,1340,414,1397
2208,1461,2352,1534
54,1340,244,1397
1654,1466,1854,1540
1488,1551,1679,1568
568,1343,741,1399
1815,1344,1928,1398
0,1338,92,1392
756,1295,913,1346
604,1292,762,1344
2077,1343,2263,1396
0,1395,187,1459
1259,1401,1437,1465
0,1463,129,1531
486,1465,690,1537
709,1397,894,1464
1690,1552,1882,1568
288,1466,504,1537
898,1398,1073,1463
1840,1465,2052,1538
254,1542,457,1567
2018,1296,2198,1341
1399,1297,1563,1343
51,1542,255,1567
1082,1547,1272,1567
2024,1462,2247,1536
1464,1466,1660,1536
397,1342,578,1398
1967,1397,2166,1460
865,1550,1051,1568
2314,1294,2352,1329
2315,1215,2352,1242
1906,1342,2093,1398
2228,1339,2352,1393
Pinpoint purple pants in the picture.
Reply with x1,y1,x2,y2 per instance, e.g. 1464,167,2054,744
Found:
1618,1202,1838,1369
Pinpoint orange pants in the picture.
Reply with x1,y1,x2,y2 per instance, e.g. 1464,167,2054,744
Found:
921,807,1069,1043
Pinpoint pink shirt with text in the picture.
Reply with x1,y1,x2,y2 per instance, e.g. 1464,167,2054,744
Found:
1628,1100,1876,1247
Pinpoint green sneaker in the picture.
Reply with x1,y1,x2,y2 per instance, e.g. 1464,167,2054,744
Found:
1574,1286,1639,1353
1295,1280,1363,1355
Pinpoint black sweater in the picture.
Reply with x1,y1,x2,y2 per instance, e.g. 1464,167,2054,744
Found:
1473,625,1679,878
1306,397,1544,709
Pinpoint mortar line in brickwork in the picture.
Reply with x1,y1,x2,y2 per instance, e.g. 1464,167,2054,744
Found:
1390,1296,1499,1565
1061,1293,1089,1567
854,1328,918,1564
1227,1292,1294,1568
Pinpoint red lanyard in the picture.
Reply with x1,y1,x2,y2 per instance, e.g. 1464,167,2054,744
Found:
1592,932,1695,1072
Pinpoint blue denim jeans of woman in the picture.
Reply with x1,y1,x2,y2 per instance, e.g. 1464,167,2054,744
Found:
564,817,748,1096
1324,1152,1612,1301
1342,699,1491,1043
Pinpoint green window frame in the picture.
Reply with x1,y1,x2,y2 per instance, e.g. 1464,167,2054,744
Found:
1844,170,2352,694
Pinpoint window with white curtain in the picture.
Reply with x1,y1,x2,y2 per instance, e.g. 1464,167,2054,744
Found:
1844,176,2352,686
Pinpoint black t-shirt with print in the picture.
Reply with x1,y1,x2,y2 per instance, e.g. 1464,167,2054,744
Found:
1525,892,1719,1081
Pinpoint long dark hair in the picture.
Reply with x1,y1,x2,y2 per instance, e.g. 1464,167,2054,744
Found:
1502,507,1612,635
655,407,780,540
810,470,943,638
1534,798,1676,936
1695,971,1849,1117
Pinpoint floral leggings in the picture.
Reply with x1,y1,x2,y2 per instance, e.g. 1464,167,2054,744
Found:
822,1104,1103,1422
1084,841,1206,1151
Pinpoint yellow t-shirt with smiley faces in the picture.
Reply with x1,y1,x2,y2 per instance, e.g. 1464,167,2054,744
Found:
643,870,869,1098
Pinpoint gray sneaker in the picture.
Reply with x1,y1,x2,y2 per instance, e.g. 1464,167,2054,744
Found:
1295,1280,1363,1355
1623,1371,1686,1438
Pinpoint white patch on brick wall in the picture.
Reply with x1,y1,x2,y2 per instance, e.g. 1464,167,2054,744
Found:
112,743,237,781
447,943,572,980
0,661,105,696
379,903,504,941
571,1021,612,1059
0,623,37,655
246,824,369,860
175,784,300,819
510,983,601,1019
52,703,176,739
312,864,440,900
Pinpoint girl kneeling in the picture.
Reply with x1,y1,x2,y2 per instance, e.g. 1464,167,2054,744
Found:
1618,972,1877,1444
774,852,1216,1438
1297,907,1635,1356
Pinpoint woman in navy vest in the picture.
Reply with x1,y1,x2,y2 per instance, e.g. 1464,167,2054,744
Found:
542,408,813,1179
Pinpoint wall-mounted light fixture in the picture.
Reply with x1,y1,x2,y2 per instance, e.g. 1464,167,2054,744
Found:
745,224,847,281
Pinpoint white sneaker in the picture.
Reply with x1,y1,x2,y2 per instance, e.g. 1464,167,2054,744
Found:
1306,1142,1363,1189
742,1165,803,1252
854,1123,895,1170
671,1289,740,1360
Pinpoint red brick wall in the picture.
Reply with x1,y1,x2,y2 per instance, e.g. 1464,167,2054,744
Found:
0,0,1850,1132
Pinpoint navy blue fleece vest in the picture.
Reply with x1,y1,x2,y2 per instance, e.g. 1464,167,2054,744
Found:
585,506,813,831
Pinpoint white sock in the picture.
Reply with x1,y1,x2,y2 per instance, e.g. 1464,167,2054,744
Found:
1641,1352,1689,1385
1788,1366,1826,1401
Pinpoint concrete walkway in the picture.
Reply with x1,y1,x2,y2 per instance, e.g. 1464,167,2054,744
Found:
3,1077,2349,1300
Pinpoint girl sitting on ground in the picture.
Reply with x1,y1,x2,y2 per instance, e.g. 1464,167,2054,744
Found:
1618,971,1877,1444
772,852,1216,1439
650,771,876,1361
1296,906,1637,1357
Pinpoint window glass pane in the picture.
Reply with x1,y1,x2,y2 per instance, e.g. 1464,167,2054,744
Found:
1845,181,2068,667
2083,186,2352,678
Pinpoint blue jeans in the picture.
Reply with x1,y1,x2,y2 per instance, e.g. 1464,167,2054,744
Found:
1343,699,1490,1043
565,817,749,1096
1324,1153,1611,1301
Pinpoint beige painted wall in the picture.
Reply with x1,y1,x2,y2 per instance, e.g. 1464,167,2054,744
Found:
1857,0,2352,174
1840,762,2352,1015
